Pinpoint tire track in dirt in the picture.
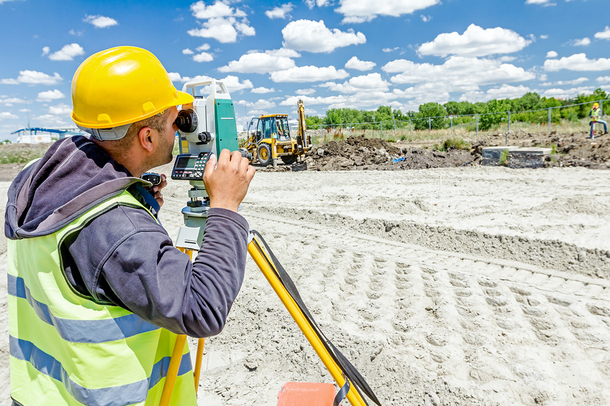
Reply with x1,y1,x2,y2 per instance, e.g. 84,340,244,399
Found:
242,210,610,405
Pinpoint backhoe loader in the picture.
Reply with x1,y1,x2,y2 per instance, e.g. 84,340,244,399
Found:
244,100,311,167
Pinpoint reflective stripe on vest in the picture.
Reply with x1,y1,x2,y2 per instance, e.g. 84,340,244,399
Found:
8,189,197,406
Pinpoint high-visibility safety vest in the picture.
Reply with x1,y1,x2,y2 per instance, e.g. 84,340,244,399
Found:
7,189,197,406
590,108,600,120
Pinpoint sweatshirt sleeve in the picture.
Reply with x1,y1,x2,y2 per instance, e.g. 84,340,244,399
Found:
65,206,249,338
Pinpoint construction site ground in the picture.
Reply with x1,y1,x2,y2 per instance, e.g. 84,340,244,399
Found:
253,129,610,172
1,133,610,405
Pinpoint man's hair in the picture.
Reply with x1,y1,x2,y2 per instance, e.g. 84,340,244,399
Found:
110,109,170,151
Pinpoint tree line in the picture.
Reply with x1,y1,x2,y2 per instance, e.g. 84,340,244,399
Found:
305,88,608,131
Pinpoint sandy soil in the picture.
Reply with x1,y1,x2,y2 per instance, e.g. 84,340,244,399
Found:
2,165,610,405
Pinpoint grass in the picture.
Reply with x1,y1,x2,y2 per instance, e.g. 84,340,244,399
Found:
434,137,470,152
307,118,595,146
0,143,52,164
499,149,509,166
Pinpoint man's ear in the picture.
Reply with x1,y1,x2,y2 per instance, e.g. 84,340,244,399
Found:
138,126,155,153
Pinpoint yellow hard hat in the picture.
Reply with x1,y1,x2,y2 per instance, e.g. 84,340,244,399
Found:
71,46,193,129
594,102,599,108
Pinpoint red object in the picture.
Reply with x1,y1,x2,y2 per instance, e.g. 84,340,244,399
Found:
277,382,336,406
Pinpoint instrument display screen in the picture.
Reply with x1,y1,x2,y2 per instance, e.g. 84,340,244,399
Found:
176,156,198,169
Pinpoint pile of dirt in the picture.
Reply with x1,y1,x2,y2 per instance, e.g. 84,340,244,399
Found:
480,130,610,169
304,135,474,171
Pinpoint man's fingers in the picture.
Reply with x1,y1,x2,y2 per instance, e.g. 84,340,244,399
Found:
203,153,217,178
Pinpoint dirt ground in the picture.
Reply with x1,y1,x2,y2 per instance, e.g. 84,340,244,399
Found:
254,130,610,173
1,137,610,405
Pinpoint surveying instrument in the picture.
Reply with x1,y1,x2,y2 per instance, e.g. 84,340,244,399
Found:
159,79,380,406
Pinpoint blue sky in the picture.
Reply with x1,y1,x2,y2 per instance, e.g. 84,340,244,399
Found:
1,0,609,141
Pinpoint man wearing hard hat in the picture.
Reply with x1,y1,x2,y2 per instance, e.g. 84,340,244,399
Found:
5,46,255,406
589,102,608,139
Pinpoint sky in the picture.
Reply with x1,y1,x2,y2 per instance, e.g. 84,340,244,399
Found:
1,0,609,141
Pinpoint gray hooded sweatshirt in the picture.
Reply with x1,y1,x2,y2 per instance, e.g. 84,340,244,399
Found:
4,135,249,338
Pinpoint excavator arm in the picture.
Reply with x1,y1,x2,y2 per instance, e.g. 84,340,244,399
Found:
296,99,311,152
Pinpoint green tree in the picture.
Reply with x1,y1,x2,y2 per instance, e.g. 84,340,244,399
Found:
479,99,511,130
305,115,322,127
417,102,447,129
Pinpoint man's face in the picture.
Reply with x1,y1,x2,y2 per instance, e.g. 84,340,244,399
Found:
156,106,179,165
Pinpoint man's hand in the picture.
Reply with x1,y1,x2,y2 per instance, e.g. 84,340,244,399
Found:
203,149,255,212
151,174,167,208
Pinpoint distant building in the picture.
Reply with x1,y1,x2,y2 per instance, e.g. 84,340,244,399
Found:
11,128,86,144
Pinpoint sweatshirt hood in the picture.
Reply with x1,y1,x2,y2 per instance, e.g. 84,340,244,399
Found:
5,135,145,239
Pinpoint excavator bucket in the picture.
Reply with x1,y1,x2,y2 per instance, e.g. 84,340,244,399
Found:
276,382,336,406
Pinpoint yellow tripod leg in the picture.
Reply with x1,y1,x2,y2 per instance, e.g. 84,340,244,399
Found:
248,238,367,406
160,248,206,406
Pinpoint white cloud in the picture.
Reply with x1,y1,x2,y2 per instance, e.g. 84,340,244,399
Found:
1,70,62,85
336,0,441,23
597,76,610,83
296,88,316,95
345,56,376,71
383,56,535,93
540,35,549,39
266,48,301,58
196,43,211,51
544,53,610,71
572,37,591,46
499,56,516,62
219,51,296,73
48,103,72,115
218,75,253,92
41,47,49,56
191,0,245,18
69,29,84,36
270,66,349,82
193,52,213,62
251,87,275,94
0,112,19,120
305,0,330,8
486,84,532,99
169,74,252,94
383,47,399,53
546,50,558,58
35,114,70,127
420,15,432,22
541,86,595,99
418,24,531,57
83,15,118,28
539,74,548,81
595,26,610,40
266,3,293,19
525,0,556,6
168,72,183,82
188,1,254,43
49,43,85,61
457,85,532,103
236,99,277,115
37,89,65,102
541,77,588,86
282,20,366,53
183,49,194,55
320,73,390,93
0,97,27,105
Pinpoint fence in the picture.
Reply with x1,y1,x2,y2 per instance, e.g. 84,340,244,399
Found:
307,98,610,145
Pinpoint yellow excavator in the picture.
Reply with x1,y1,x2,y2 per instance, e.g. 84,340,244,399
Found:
244,100,311,167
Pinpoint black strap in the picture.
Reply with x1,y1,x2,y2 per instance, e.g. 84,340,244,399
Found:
334,376,351,406
132,184,160,219
251,230,381,406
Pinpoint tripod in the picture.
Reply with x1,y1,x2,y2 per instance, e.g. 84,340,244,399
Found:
158,232,377,406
